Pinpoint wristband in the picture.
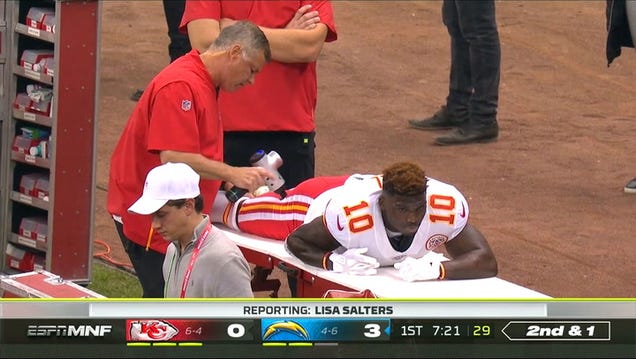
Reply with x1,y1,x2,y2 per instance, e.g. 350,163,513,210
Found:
321,251,332,270
438,262,446,280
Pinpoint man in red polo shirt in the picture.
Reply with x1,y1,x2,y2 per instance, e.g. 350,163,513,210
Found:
107,21,272,298
180,0,337,297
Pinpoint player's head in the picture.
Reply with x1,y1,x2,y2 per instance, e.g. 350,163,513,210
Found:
379,162,428,236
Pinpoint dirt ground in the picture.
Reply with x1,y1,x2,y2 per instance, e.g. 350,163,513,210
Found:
93,1,635,298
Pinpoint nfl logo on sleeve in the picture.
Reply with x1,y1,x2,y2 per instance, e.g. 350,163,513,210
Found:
181,100,192,111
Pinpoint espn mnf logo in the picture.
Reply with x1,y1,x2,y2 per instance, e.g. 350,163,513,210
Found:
27,324,112,337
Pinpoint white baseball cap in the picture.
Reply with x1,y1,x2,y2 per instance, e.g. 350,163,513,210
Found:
128,162,201,215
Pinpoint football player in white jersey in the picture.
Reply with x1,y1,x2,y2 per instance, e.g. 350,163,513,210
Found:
212,162,497,281
286,162,497,281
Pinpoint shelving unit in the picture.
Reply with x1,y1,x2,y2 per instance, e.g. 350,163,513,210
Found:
0,1,7,280
0,0,100,283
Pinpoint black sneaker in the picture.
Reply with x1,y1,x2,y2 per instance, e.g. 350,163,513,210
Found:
624,178,636,194
434,122,499,146
408,106,463,131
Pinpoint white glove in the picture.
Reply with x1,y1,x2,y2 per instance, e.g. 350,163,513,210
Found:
329,248,380,275
394,256,441,282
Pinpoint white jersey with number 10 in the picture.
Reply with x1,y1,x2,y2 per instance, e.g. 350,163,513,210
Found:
306,177,469,266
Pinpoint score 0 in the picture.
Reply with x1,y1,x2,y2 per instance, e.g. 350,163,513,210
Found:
219,320,255,341
227,323,246,338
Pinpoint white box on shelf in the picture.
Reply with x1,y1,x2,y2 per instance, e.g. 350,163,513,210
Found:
20,49,54,72
26,7,55,30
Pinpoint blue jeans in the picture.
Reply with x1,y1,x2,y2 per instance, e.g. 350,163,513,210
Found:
442,0,500,127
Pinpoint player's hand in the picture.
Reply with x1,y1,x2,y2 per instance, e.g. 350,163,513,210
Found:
394,256,441,282
329,248,380,275
286,4,320,30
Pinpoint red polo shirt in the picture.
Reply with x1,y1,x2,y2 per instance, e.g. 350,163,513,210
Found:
180,0,337,132
107,50,223,254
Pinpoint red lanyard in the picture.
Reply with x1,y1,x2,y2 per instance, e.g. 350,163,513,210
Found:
179,222,213,298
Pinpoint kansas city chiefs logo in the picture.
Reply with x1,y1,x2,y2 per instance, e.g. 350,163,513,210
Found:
128,320,178,341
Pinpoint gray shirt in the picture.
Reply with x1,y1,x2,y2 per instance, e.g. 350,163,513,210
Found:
163,216,253,298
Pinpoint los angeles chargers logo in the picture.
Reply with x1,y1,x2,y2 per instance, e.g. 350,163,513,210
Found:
262,320,309,341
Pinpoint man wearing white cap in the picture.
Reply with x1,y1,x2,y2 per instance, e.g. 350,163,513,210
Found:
128,162,253,298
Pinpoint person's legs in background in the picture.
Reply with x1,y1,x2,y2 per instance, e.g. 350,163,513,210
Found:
408,0,470,131
162,0,191,62
443,0,472,125
132,0,191,101
458,0,500,127
435,0,500,145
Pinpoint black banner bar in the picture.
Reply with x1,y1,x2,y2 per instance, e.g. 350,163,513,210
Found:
0,318,633,352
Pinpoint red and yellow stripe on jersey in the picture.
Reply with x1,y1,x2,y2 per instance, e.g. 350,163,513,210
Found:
234,176,351,240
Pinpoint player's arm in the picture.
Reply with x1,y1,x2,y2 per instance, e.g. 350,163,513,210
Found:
285,216,341,269
441,223,498,279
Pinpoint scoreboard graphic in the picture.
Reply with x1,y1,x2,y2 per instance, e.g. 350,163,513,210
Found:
0,300,633,358
2,318,627,345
